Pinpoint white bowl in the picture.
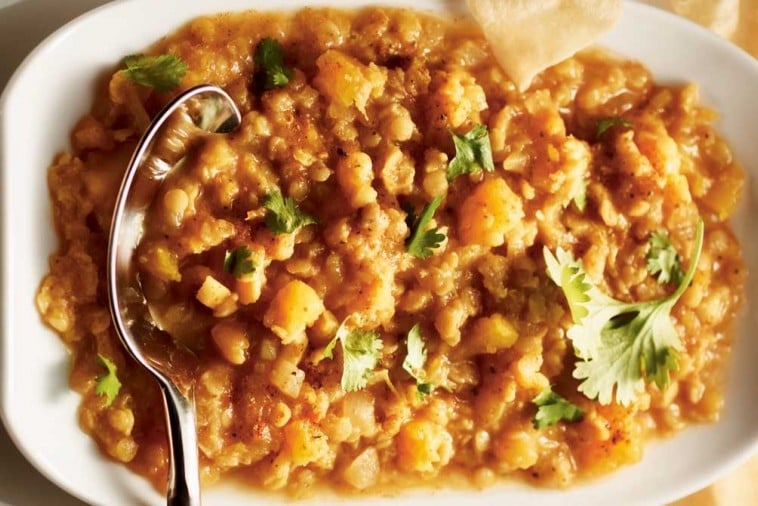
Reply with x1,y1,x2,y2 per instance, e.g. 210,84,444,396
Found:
1,1,757,505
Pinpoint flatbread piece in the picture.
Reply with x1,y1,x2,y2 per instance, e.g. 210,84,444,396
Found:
467,0,622,91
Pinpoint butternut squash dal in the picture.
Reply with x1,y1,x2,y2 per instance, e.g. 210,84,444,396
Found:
36,7,745,497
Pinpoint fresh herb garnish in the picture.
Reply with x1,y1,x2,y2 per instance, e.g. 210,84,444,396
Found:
532,387,584,429
254,37,294,90
223,246,256,279
402,324,433,398
543,218,704,406
95,354,122,407
447,124,495,181
324,320,384,392
596,117,633,139
646,231,684,285
263,190,317,235
405,196,445,259
122,54,187,92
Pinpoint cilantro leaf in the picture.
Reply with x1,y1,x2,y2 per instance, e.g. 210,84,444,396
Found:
646,231,684,285
596,117,633,139
324,320,383,392
223,246,256,279
543,218,704,406
417,383,433,395
263,190,317,235
405,196,445,259
447,124,495,181
95,354,122,407
402,324,433,398
532,388,584,429
122,54,187,92
254,38,294,90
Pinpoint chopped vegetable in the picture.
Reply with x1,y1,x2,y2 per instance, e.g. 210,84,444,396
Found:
532,387,584,429
95,354,122,407
543,218,704,406
122,54,187,92
325,320,384,392
447,124,495,181
646,231,684,285
572,178,588,212
263,190,317,235
254,37,294,90
405,196,445,259
402,324,433,397
224,246,256,279
596,117,633,139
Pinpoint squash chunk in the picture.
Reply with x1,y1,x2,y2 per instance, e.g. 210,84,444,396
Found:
263,280,325,344
458,178,524,247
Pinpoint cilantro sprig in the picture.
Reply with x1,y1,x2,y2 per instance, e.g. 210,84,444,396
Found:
405,196,445,259
95,355,122,407
532,388,584,429
224,246,256,279
324,320,384,392
447,124,495,181
543,218,704,406
263,190,317,235
596,117,633,139
122,54,187,92
402,324,433,398
646,231,684,285
254,38,294,90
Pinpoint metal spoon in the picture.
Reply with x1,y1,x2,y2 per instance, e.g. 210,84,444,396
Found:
106,85,242,506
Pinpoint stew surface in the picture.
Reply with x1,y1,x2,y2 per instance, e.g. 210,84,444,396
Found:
36,7,745,497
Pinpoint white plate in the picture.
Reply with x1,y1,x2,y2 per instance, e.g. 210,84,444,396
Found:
1,1,757,505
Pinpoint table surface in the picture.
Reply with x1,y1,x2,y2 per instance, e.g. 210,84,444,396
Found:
0,1,754,505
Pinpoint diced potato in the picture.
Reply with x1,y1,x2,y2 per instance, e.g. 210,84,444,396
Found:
263,280,325,344
314,49,387,114
343,447,380,490
283,419,332,467
465,313,518,356
458,178,524,247
196,276,239,317
396,419,453,473
210,320,250,365
212,295,239,318
270,356,305,399
196,276,232,309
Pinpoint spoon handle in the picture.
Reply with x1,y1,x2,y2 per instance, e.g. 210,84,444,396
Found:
161,380,201,506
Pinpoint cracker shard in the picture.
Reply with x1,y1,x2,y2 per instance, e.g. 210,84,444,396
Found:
467,0,622,91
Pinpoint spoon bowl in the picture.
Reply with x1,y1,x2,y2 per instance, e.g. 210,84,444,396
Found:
106,84,242,506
